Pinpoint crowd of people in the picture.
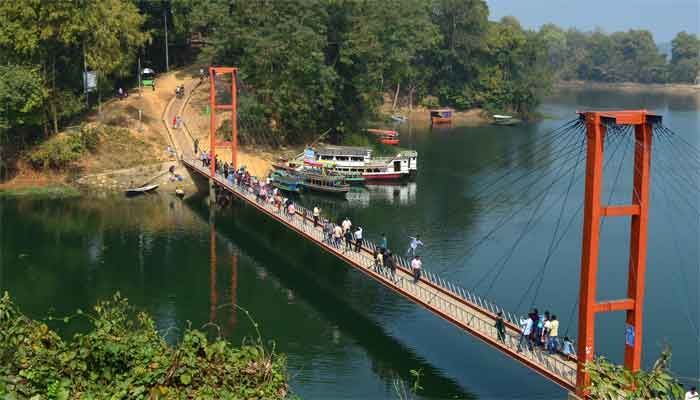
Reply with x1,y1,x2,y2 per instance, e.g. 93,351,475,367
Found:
499,308,575,358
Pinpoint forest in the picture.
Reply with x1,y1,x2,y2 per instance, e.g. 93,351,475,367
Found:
1,0,698,148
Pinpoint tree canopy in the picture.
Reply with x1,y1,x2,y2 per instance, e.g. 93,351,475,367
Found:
0,0,698,150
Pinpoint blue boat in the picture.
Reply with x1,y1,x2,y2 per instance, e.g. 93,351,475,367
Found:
271,171,303,193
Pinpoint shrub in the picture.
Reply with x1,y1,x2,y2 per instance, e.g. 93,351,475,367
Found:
0,292,290,399
25,124,102,170
420,95,440,109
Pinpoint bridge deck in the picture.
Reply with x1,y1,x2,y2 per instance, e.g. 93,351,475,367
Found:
182,158,578,391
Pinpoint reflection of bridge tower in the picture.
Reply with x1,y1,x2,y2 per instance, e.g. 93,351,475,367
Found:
208,210,239,333
576,110,659,397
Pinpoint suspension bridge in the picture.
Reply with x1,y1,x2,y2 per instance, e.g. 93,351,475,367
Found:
166,67,698,398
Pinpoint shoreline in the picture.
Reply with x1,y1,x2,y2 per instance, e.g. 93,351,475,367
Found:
555,80,700,94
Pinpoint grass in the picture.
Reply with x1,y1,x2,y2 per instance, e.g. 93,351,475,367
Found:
0,184,81,199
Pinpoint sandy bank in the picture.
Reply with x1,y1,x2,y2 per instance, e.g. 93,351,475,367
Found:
556,80,700,95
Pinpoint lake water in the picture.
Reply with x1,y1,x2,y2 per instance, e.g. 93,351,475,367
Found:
1,89,698,399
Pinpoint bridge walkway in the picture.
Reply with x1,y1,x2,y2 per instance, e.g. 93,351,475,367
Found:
181,157,579,391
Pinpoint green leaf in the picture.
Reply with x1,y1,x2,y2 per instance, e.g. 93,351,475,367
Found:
180,373,191,386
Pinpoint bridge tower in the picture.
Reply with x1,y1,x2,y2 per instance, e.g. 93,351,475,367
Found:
208,67,238,177
576,110,661,396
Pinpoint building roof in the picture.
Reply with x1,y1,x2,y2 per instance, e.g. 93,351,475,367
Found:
314,145,372,157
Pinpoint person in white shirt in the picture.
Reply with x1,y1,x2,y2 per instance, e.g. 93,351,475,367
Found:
406,235,424,257
354,227,363,252
410,255,422,283
313,206,320,227
341,217,352,233
518,314,534,352
686,387,699,400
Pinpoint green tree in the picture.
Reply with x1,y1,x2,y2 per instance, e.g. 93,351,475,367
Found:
0,0,149,136
669,31,700,83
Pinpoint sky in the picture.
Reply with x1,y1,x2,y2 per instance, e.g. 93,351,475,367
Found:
485,0,700,43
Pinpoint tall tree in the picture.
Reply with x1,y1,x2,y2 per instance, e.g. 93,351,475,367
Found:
669,31,700,83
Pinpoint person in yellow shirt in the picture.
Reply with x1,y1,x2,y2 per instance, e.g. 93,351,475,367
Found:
548,315,559,354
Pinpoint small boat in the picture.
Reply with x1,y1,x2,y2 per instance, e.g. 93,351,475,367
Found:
492,114,521,126
391,115,407,123
175,187,185,197
299,170,350,194
344,173,366,185
379,137,400,145
125,183,159,196
271,171,304,193
366,128,399,137
430,108,453,124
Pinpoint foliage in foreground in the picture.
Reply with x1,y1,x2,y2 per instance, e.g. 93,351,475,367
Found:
0,292,289,399
586,348,684,399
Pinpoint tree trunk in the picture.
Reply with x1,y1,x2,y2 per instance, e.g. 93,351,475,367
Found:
408,86,414,111
392,82,400,111
51,55,58,135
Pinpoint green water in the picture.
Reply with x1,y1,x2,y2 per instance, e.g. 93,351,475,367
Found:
1,89,698,399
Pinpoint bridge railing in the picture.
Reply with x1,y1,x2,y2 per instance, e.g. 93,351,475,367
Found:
184,158,578,388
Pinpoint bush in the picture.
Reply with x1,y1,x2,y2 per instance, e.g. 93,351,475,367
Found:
420,95,440,109
0,292,290,399
25,124,102,170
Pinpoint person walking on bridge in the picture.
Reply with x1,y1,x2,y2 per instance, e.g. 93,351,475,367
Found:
380,233,388,252
406,235,424,257
411,255,422,283
354,227,363,252
342,217,352,234
685,387,698,400
344,227,354,253
518,314,534,352
333,224,343,249
495,312,506,343
547,315,559,354
313,206,320,227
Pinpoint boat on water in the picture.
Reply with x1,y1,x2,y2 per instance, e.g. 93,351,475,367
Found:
298,170,350,194
270,171,304,193
366,128,399,137
125,183,159,196
300,146,417,181
379,137,400,145
492,114,522,126
430,108,453,124
391,115,407,123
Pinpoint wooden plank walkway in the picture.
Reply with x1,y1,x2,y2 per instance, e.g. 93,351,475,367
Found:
182,158,578,391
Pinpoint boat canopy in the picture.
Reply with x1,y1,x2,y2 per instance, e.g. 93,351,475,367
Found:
430,108,453,117
315,145,371,158
142,68,155,75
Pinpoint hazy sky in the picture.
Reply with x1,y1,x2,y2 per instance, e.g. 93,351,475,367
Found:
485,0,699,43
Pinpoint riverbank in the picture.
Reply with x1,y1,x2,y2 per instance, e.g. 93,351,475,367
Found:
379,96,490,125
555,80,700,94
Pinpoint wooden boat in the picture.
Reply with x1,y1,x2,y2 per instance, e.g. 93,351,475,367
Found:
271,171,304,193
430,108,453,124
298,170,350,194
175,187,185,197
379,137,400,145
125,184,159,196
492,114,522,126
366,128,399,137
